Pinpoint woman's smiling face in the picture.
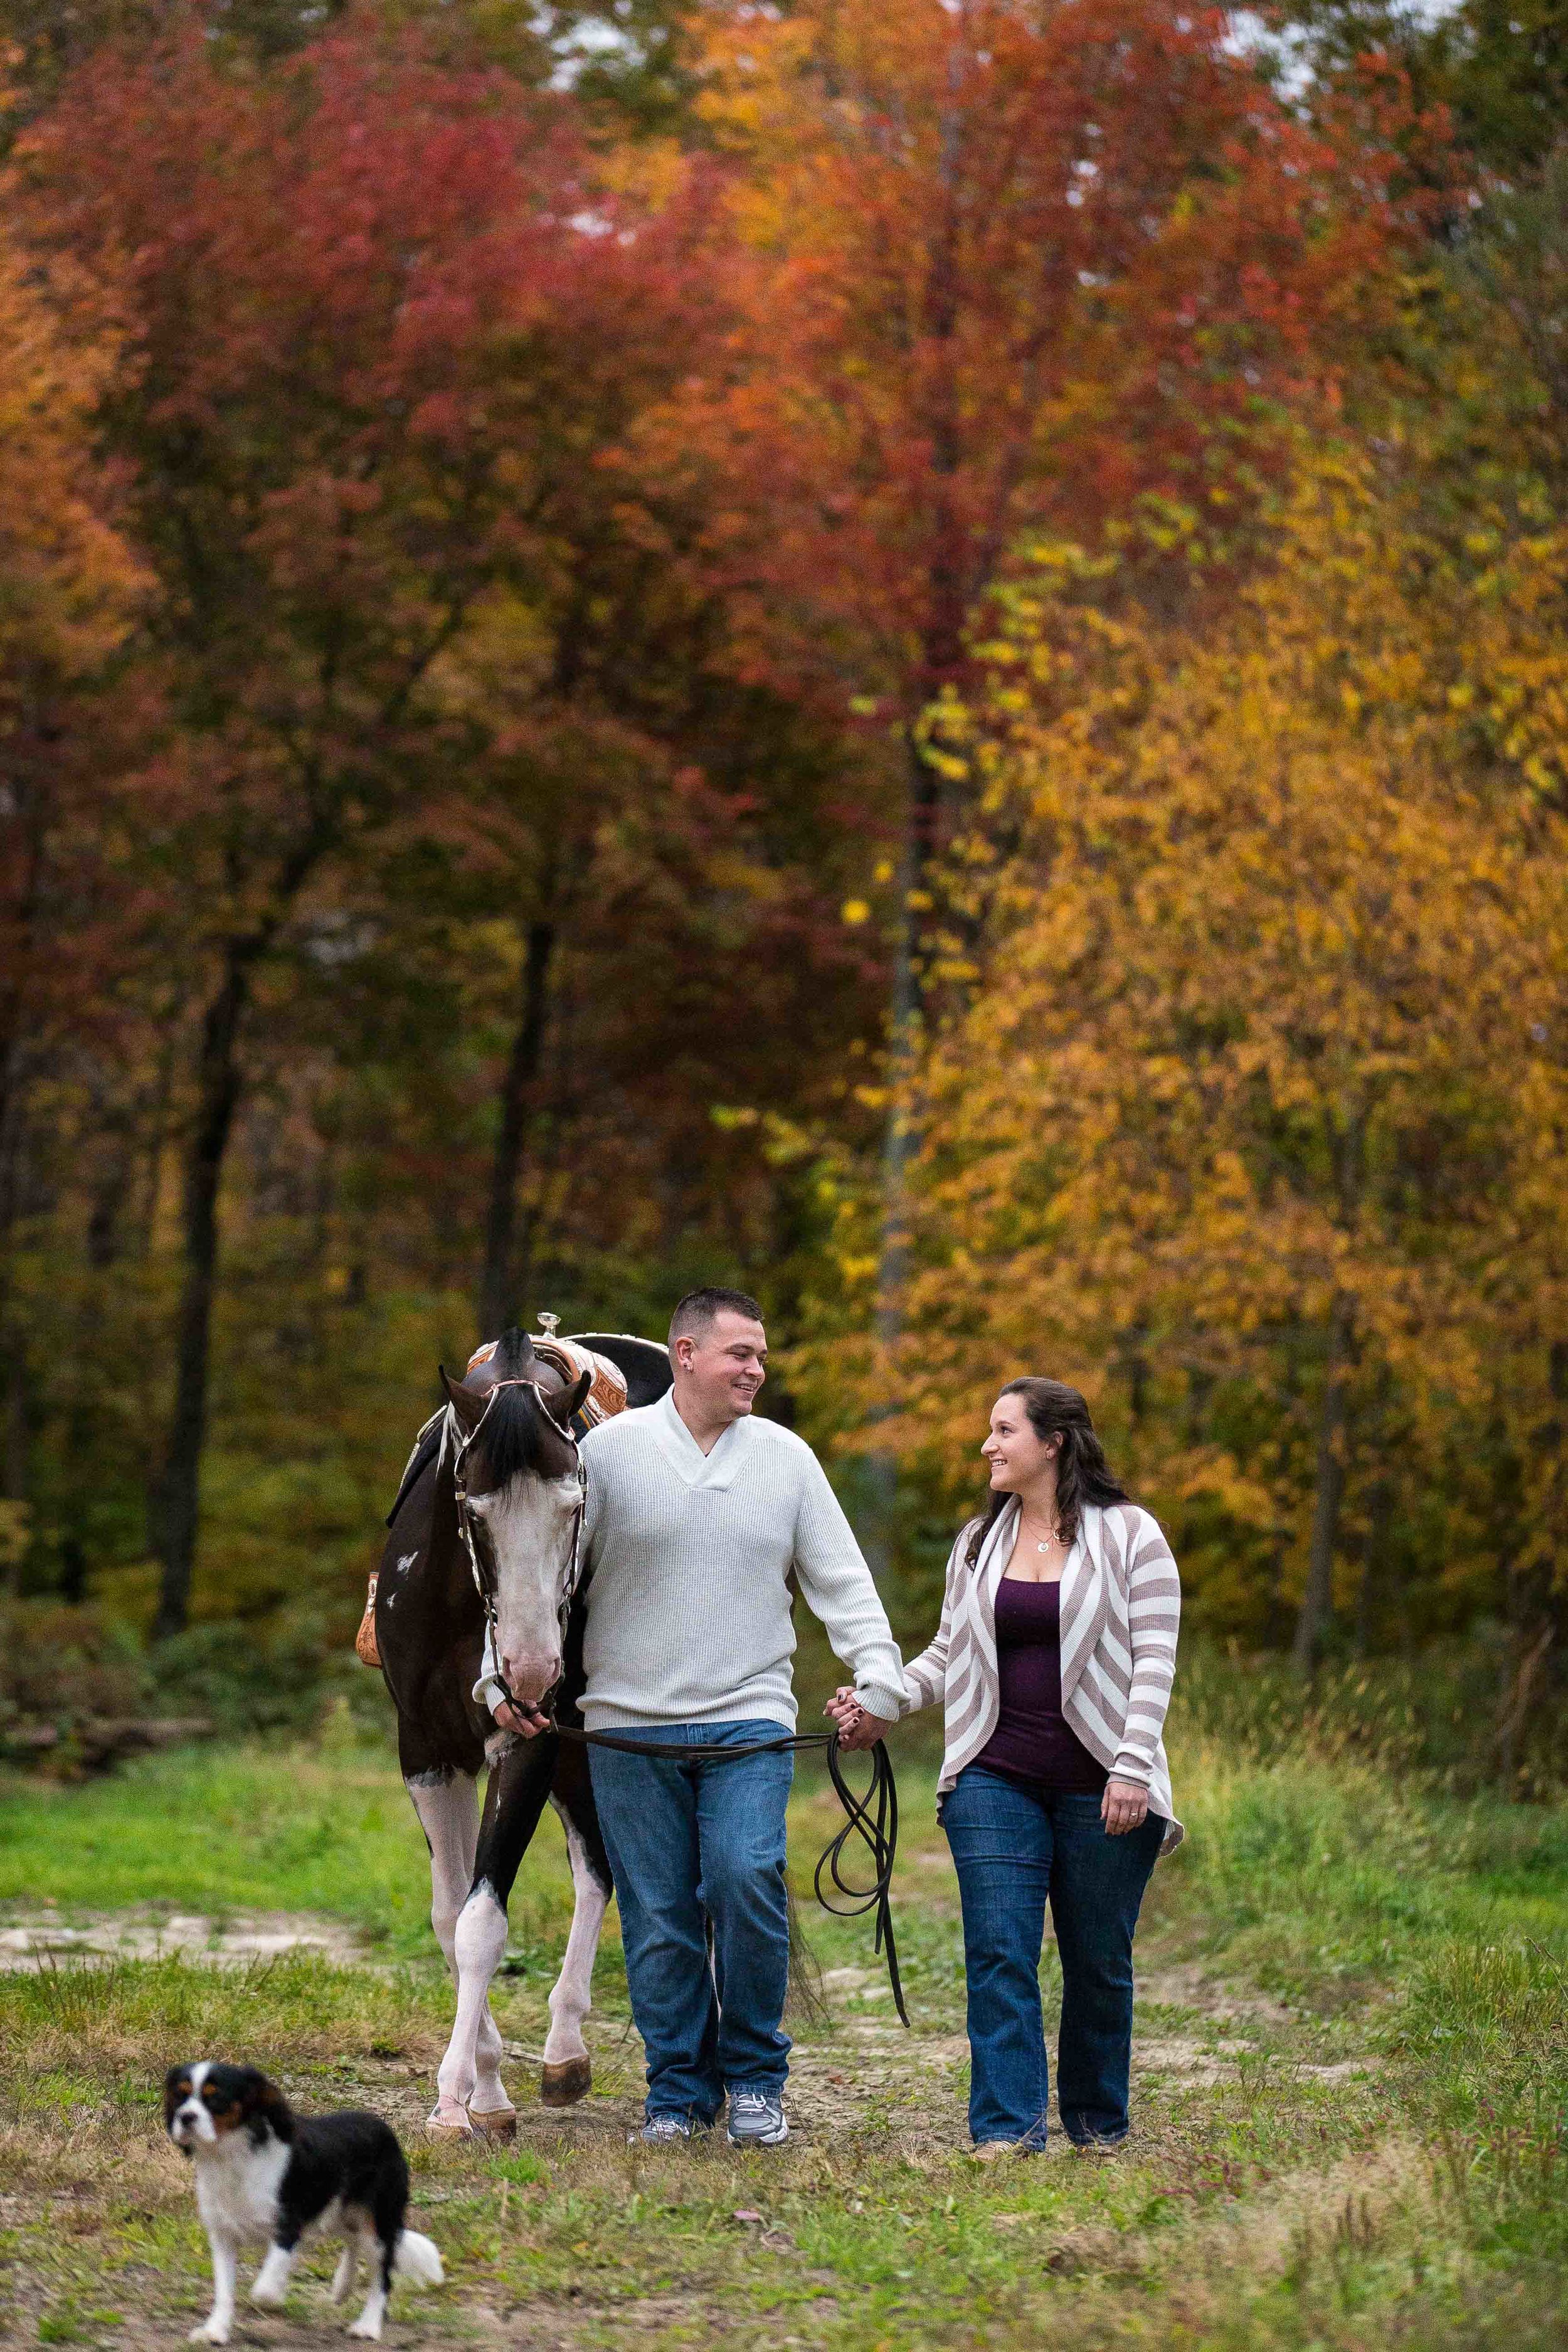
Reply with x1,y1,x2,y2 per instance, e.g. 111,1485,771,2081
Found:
981,1391,1059,1491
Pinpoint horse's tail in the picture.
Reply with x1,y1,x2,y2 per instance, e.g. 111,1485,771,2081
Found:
701,1890,825,2025
784,1884,827,2026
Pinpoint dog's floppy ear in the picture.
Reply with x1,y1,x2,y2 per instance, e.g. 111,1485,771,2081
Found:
236,2067,296,2146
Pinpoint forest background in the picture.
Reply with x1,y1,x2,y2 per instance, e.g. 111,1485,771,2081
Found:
3,0,1567,1788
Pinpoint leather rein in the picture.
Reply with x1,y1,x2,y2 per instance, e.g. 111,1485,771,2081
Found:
447,1382,908,2028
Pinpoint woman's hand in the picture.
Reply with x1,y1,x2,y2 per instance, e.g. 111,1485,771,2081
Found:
827,1684,865,1740
825,1685,894,1751
1101,1776,1149,1836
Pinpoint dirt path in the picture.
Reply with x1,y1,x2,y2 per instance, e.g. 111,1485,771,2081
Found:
0,1913,1392,2352
0,1912,371,1971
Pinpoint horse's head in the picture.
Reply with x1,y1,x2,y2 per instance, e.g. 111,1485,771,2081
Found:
442,1330,591,1712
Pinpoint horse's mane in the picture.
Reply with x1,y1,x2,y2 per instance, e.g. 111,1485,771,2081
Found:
469,1327,575,1488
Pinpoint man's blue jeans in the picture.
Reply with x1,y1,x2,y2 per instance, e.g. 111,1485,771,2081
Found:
941,1764,1163,2147
588,1720,795,2124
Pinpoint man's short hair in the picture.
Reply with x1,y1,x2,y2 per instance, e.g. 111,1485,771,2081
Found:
668,1287,765,1348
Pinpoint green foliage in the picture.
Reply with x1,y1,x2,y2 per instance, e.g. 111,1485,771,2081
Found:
542,0,699,134
1173,1637,1568,1798
4,1721,1568,2348
1258,0,1568,179
0,1602,150,1767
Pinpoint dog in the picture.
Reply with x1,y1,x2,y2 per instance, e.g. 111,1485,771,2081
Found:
164,2062,444,2343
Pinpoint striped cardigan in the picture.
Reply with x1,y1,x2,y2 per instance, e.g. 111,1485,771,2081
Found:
901,1497,1184,1855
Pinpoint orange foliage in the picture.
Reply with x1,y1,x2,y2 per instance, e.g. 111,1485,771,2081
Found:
676,0,1425,735
825,442,1568,1648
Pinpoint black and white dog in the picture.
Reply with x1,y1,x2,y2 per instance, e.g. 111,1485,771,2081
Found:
164,2063,444,2343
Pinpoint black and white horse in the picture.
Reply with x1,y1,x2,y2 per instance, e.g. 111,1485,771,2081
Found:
373,1325,670,2137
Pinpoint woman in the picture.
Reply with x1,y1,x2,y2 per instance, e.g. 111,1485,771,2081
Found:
834,1379,1181,2156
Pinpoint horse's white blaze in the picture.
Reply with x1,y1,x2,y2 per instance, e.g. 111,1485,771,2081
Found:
435,1882,510,2120
542,1800,609,2066
468,1468,581,1703
406,1776,509,2122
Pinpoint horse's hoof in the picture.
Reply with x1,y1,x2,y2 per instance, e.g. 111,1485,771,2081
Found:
425,2114,475,2143
540,2057,591,2107
469,2105,517,2140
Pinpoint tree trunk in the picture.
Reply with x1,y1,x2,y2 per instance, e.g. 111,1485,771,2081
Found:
477,915,555,1340
1292,1294,1355,1678
1353,1475,1391,1659
1496,1336,1568,1789
862,728,946,1593
862,72,968,1591
149,946,254,1641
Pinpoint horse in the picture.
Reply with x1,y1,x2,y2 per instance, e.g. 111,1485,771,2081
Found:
373,1322,671,2137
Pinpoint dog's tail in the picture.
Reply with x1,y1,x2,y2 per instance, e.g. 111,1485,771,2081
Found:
393,2229,444,2289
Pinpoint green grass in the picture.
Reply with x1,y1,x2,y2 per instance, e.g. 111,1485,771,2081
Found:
0,1726,450,1955
3,1715,1568,2348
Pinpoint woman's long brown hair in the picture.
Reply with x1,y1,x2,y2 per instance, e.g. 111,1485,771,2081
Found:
964,1378,1130,1567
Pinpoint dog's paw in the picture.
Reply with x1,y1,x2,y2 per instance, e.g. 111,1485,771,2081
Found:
188,2322,230,2345
248,2285,289,2309
347,2318,384,2341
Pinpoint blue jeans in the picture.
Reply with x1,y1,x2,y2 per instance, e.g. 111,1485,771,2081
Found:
588,1720,795,2124
942,1765,1163,2147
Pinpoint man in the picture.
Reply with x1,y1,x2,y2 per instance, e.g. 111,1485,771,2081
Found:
489,1287,901,2147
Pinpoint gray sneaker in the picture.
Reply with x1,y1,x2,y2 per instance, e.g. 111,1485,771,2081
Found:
631,2112,709,2145
726,2089,789,2148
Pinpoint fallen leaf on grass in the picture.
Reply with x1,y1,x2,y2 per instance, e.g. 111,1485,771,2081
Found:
761,2229,797,2251
733,2208,764,2225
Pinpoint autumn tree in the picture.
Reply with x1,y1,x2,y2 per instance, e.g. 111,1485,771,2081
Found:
662,0,1424,1571
18,19,724,1634
840,442,1568,1686
0,209,145,1552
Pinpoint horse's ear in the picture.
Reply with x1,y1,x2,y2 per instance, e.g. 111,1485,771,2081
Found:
440,1365,487,1433
554,1369,592,1430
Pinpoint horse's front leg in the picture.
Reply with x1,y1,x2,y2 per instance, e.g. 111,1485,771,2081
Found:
405,1766,509,2135
435,1733,557,2136
540,1762,613,2106
436,1878,512,2128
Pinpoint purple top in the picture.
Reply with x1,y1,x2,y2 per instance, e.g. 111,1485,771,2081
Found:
974,1575,1109,1794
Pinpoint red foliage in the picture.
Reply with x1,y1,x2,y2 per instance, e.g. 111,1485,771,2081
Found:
679,0,1443,726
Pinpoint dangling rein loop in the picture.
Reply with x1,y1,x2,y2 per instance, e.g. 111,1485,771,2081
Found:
519,1712,909,2027
816,1732,905,2027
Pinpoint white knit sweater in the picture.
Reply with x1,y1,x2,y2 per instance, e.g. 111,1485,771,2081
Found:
478,1391,905,1732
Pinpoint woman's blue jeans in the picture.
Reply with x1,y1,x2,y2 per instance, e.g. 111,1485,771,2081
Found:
942,1764,1163,2148
588,1720,795,2124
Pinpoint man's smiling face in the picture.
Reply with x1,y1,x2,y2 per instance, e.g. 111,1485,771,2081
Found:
675,1308,768,1424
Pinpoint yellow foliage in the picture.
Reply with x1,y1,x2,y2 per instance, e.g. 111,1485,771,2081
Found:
854,443,1568,1635
0,219,144,699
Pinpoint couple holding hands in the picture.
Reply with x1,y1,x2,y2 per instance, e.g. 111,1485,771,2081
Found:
488,1287,1181,2157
